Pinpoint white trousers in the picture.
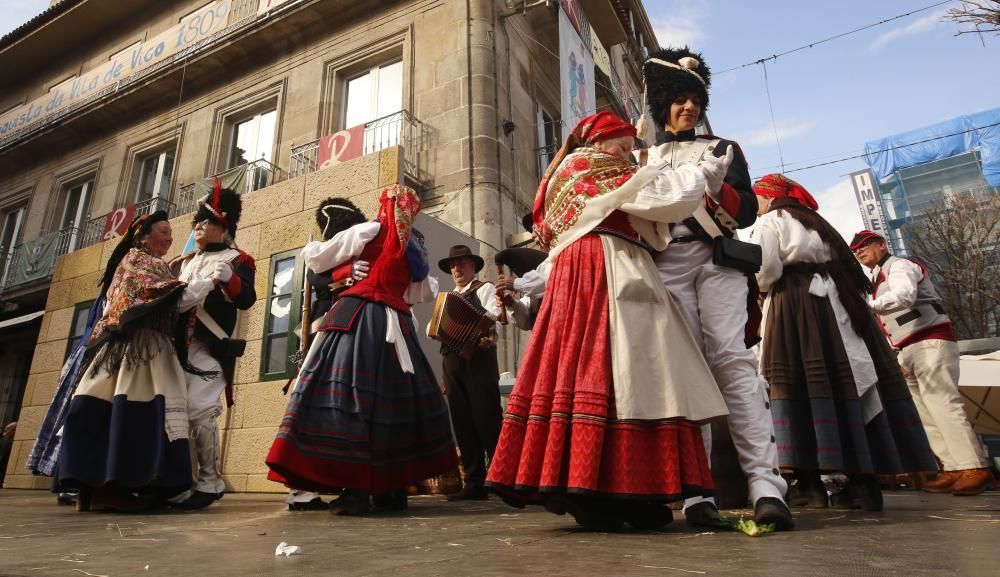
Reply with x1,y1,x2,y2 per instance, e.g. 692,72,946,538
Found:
184,339,227,495
655,242,787,508
898,339,987,471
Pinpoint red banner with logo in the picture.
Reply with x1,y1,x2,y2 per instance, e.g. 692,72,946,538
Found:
102,204,137,241
317,125,366,170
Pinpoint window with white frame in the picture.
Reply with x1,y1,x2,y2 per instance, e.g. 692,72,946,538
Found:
135,148,176,209
227,109,277,193
1,205,25,283
343,60,402,153
58,181,92,252
229,109,276,168
536,107,561,178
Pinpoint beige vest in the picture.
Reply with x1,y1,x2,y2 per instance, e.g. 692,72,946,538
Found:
873,255,950,347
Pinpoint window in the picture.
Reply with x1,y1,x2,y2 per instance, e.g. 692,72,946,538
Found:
57,180,92,252
228,109,277,193
536,108,560,178
1,205,25,285
65,300,94,360
343,60,402,153
135,149,175,209
260,249,305,381
229,110,276,168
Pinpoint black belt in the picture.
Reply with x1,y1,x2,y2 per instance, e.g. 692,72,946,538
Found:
669,235,708,245
591,227,650,250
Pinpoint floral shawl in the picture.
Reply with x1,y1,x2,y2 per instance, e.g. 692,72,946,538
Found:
86,248,198,376
535,147,640,251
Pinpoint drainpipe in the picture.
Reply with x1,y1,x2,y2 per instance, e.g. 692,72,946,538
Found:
466,0,476,239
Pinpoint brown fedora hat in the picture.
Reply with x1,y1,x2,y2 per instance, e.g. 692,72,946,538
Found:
438,244,485,274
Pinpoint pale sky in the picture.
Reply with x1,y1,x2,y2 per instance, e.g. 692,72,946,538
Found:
646,0,1000,239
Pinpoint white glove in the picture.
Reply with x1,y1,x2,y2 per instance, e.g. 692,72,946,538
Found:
352,260,370,281
213,260,233,283
700,145,734,200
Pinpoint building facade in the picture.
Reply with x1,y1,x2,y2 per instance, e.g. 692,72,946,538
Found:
0,0,659,491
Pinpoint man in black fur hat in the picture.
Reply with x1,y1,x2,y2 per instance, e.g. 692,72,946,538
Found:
172,183,256,510
638,47,793,530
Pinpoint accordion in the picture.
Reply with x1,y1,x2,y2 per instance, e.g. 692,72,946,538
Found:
428,292,495,360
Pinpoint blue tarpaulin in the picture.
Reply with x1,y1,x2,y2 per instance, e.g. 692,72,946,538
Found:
863,107,1000,187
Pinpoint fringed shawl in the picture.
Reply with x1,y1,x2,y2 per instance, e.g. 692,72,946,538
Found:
86,248,201,376
535,147,638,251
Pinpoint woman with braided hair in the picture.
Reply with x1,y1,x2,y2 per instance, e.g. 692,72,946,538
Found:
751,174,936,512
56,211,221,512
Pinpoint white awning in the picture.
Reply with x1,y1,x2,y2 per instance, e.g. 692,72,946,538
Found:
0,310,44,330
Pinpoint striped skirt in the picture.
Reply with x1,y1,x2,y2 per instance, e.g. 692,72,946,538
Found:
762,272,936,474
266,300,457,494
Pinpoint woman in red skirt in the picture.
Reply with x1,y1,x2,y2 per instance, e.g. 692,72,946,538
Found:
486,112,729,530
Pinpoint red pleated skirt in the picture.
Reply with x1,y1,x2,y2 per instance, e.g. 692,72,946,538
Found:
485,235,714,503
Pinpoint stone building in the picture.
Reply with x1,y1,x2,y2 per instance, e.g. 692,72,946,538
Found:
0,0,659,491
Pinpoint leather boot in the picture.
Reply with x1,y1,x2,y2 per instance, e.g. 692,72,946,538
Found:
329,489,371,516
791,472,828,508
951,468,994,496
922,471,959,493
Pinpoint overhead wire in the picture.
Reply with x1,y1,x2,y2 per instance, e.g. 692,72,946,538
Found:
715,0,954,75
750,120,1000,179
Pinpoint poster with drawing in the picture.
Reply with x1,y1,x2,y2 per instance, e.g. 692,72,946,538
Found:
559,9,595,141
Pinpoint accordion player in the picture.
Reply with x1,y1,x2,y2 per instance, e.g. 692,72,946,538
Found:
428,291,496,360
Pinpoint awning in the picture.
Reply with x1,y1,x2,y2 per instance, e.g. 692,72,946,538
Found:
0,310,44,331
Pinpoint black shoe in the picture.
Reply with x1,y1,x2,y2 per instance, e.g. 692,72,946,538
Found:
372,489,408,512
684,501,732,530
446,484,488,501
57,492,78,506
288,497,327,511
753,497,794,531
789,473,828,508
623,502,674,531
329,489,371,516
549,494,624,532
832,475,883,512
176,491,222,511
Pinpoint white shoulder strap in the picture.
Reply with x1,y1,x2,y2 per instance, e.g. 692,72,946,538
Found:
196,308,232,340
691,205,724,239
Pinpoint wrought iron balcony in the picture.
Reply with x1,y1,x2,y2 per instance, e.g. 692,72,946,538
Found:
79,196,177,249
0,226,80,292
176,158,286,216
289,110,428,182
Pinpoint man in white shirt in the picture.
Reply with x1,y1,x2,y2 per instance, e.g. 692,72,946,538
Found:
852,230,992,496
431,245,503,501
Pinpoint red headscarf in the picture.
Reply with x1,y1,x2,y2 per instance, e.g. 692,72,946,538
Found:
532,112,637,231
752,173,819,211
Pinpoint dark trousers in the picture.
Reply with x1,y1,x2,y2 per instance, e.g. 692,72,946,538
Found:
442,349,502,486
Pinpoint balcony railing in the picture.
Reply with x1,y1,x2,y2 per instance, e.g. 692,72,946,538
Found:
80,196,177,249
0,226,80,292
289,110,429,182
176,158,286,216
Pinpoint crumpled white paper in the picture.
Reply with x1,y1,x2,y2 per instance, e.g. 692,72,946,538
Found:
274,542,302,556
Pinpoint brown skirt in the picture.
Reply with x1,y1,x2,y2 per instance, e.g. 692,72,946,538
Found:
762,272,936,474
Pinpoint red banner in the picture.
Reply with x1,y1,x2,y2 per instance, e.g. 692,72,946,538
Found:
317,125,366,170
102,204,137,241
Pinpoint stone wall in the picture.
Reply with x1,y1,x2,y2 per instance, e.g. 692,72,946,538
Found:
2,148,400,492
